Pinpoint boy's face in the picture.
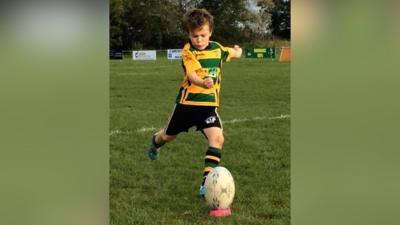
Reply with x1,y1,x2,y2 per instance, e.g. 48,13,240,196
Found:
189,24,212,50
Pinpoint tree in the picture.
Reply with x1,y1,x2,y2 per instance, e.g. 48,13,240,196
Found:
110,0,188,50
257,0,290,39
109,0,290,50
199,0,255,45
110,0,126,50
270,0,290,39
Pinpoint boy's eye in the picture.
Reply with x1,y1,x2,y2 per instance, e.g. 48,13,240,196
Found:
192,35,205,38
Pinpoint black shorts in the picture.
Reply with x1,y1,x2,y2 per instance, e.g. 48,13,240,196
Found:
165,104,222,135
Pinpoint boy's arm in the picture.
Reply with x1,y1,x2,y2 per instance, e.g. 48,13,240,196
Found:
231,45,243,58
182,47,212,88
187,71,213,89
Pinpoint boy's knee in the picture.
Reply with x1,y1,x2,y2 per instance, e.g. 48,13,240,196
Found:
218,134,224,145
210,133,224,146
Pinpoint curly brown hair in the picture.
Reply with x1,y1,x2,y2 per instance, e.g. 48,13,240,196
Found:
182,8,214,33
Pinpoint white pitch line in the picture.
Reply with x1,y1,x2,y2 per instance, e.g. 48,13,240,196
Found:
109,129,132,136
223,116,265,124
137,126,158,133
109,114,290,136
269,114,291,120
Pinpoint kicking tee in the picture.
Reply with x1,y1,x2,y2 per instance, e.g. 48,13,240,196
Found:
176,41,234,107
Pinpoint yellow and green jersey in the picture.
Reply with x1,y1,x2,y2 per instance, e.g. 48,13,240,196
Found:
176,41,234,107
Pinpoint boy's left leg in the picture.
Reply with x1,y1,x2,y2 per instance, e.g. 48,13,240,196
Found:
202,127,224,149
201,127,232,215
200,127,224,195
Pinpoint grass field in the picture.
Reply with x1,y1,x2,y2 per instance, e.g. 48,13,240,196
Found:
110,56,290,225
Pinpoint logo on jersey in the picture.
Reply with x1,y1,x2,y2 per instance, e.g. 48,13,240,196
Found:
208,68,218,78
205,116,217,124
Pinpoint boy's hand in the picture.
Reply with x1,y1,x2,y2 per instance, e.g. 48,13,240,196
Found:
203,77,213,89
233,45,243,58
187,71,213,89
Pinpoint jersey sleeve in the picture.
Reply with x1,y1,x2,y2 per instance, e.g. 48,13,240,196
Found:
219,44,235,62
182,48,202,74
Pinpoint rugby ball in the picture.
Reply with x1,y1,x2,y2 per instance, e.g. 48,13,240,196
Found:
204,166,235,209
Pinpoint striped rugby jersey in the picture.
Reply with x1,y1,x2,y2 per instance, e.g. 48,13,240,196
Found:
175,41,234,107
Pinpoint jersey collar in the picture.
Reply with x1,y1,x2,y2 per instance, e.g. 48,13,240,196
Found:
189,40,212,51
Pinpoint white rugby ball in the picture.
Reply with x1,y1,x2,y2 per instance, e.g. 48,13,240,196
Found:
204,166,235,209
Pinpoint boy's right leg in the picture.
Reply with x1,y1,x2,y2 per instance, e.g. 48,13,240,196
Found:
148,129,176,160
148,104,188,160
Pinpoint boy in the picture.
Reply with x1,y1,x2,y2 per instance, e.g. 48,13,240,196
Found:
148,8,242,198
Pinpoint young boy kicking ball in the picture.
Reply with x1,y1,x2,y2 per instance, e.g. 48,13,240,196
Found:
147,8,242,213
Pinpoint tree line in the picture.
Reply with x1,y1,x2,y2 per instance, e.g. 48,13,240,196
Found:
110,0,290,51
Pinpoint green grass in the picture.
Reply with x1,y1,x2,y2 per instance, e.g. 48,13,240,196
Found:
110,57,290,225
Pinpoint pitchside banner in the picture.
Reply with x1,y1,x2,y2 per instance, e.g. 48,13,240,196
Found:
245,48,276,59
132,50,157,60
167,49,182,59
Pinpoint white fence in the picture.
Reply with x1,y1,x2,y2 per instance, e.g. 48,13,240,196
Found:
116,48,285,60
120,50,181,60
